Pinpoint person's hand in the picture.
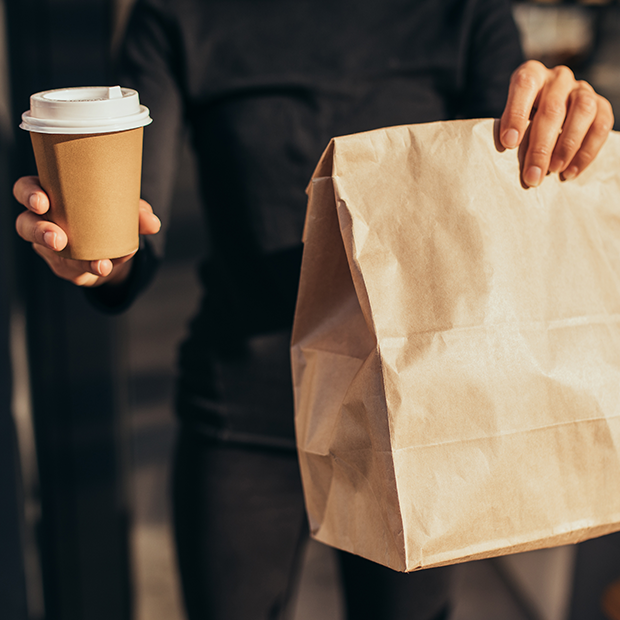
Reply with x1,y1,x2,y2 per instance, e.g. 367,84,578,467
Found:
499,60,614,188
13,175,161,287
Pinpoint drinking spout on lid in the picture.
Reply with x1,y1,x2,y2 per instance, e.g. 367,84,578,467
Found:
20,86,152,134
108,86,123,99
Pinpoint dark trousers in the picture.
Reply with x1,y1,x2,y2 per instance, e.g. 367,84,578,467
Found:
173,426,452,620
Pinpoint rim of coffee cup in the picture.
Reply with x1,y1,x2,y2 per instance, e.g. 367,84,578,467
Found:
20,86,153,134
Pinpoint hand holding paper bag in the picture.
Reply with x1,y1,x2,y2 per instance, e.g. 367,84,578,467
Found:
292,118,620,572
499,60,614,187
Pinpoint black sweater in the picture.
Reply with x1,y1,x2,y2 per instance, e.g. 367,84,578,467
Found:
94,0,523,447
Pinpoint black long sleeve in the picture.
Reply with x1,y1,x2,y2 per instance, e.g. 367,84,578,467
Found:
90,0,524,445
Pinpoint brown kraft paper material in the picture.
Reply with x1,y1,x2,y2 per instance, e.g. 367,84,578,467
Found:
291,118,620,572
30,127,143,261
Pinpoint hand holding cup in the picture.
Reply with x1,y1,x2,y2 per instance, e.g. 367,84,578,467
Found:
15,85,160,287
14,175,161,287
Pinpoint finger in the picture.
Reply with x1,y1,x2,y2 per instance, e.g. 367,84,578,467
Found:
548,82,598,174
15,210,68,250
13,176,50,214
90,252,138,277
139,198,153,213
90,260,114,277
522,66,576,187
138,201,161,236
500,60,547,149
561,96,614,180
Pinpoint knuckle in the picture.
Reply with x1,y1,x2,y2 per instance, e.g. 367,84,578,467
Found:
591,120,612,140
12,176,37,203
12,176,29,198
15,211,36,241
529,144,553,161
538,99,566,122
508,108,530,124
32,221,47,244
576,80,594,93
512,67,539,93
571,92,598,117
590,104,614,136
557,136,579,157
521,59,545,73
600,98,615,129
553,65,575,82
608,113,615,132
14,211,25,235
575,149,594,168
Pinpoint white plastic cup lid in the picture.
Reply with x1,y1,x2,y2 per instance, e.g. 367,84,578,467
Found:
20,86,152,134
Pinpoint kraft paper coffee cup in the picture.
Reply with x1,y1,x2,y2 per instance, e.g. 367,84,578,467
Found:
20,86,152,261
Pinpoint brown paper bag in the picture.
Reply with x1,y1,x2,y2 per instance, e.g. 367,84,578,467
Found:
291,118,620,572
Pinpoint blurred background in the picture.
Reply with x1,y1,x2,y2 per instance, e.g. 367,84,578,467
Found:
1,1,620,620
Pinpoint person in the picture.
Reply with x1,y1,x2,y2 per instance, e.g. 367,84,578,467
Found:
13,1,614,618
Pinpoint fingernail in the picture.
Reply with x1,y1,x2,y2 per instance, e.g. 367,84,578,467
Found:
524,166,543,187
561,166,578,181
502,129,519,149
29,194,39,210
43,231,57,250
98,260,113,276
